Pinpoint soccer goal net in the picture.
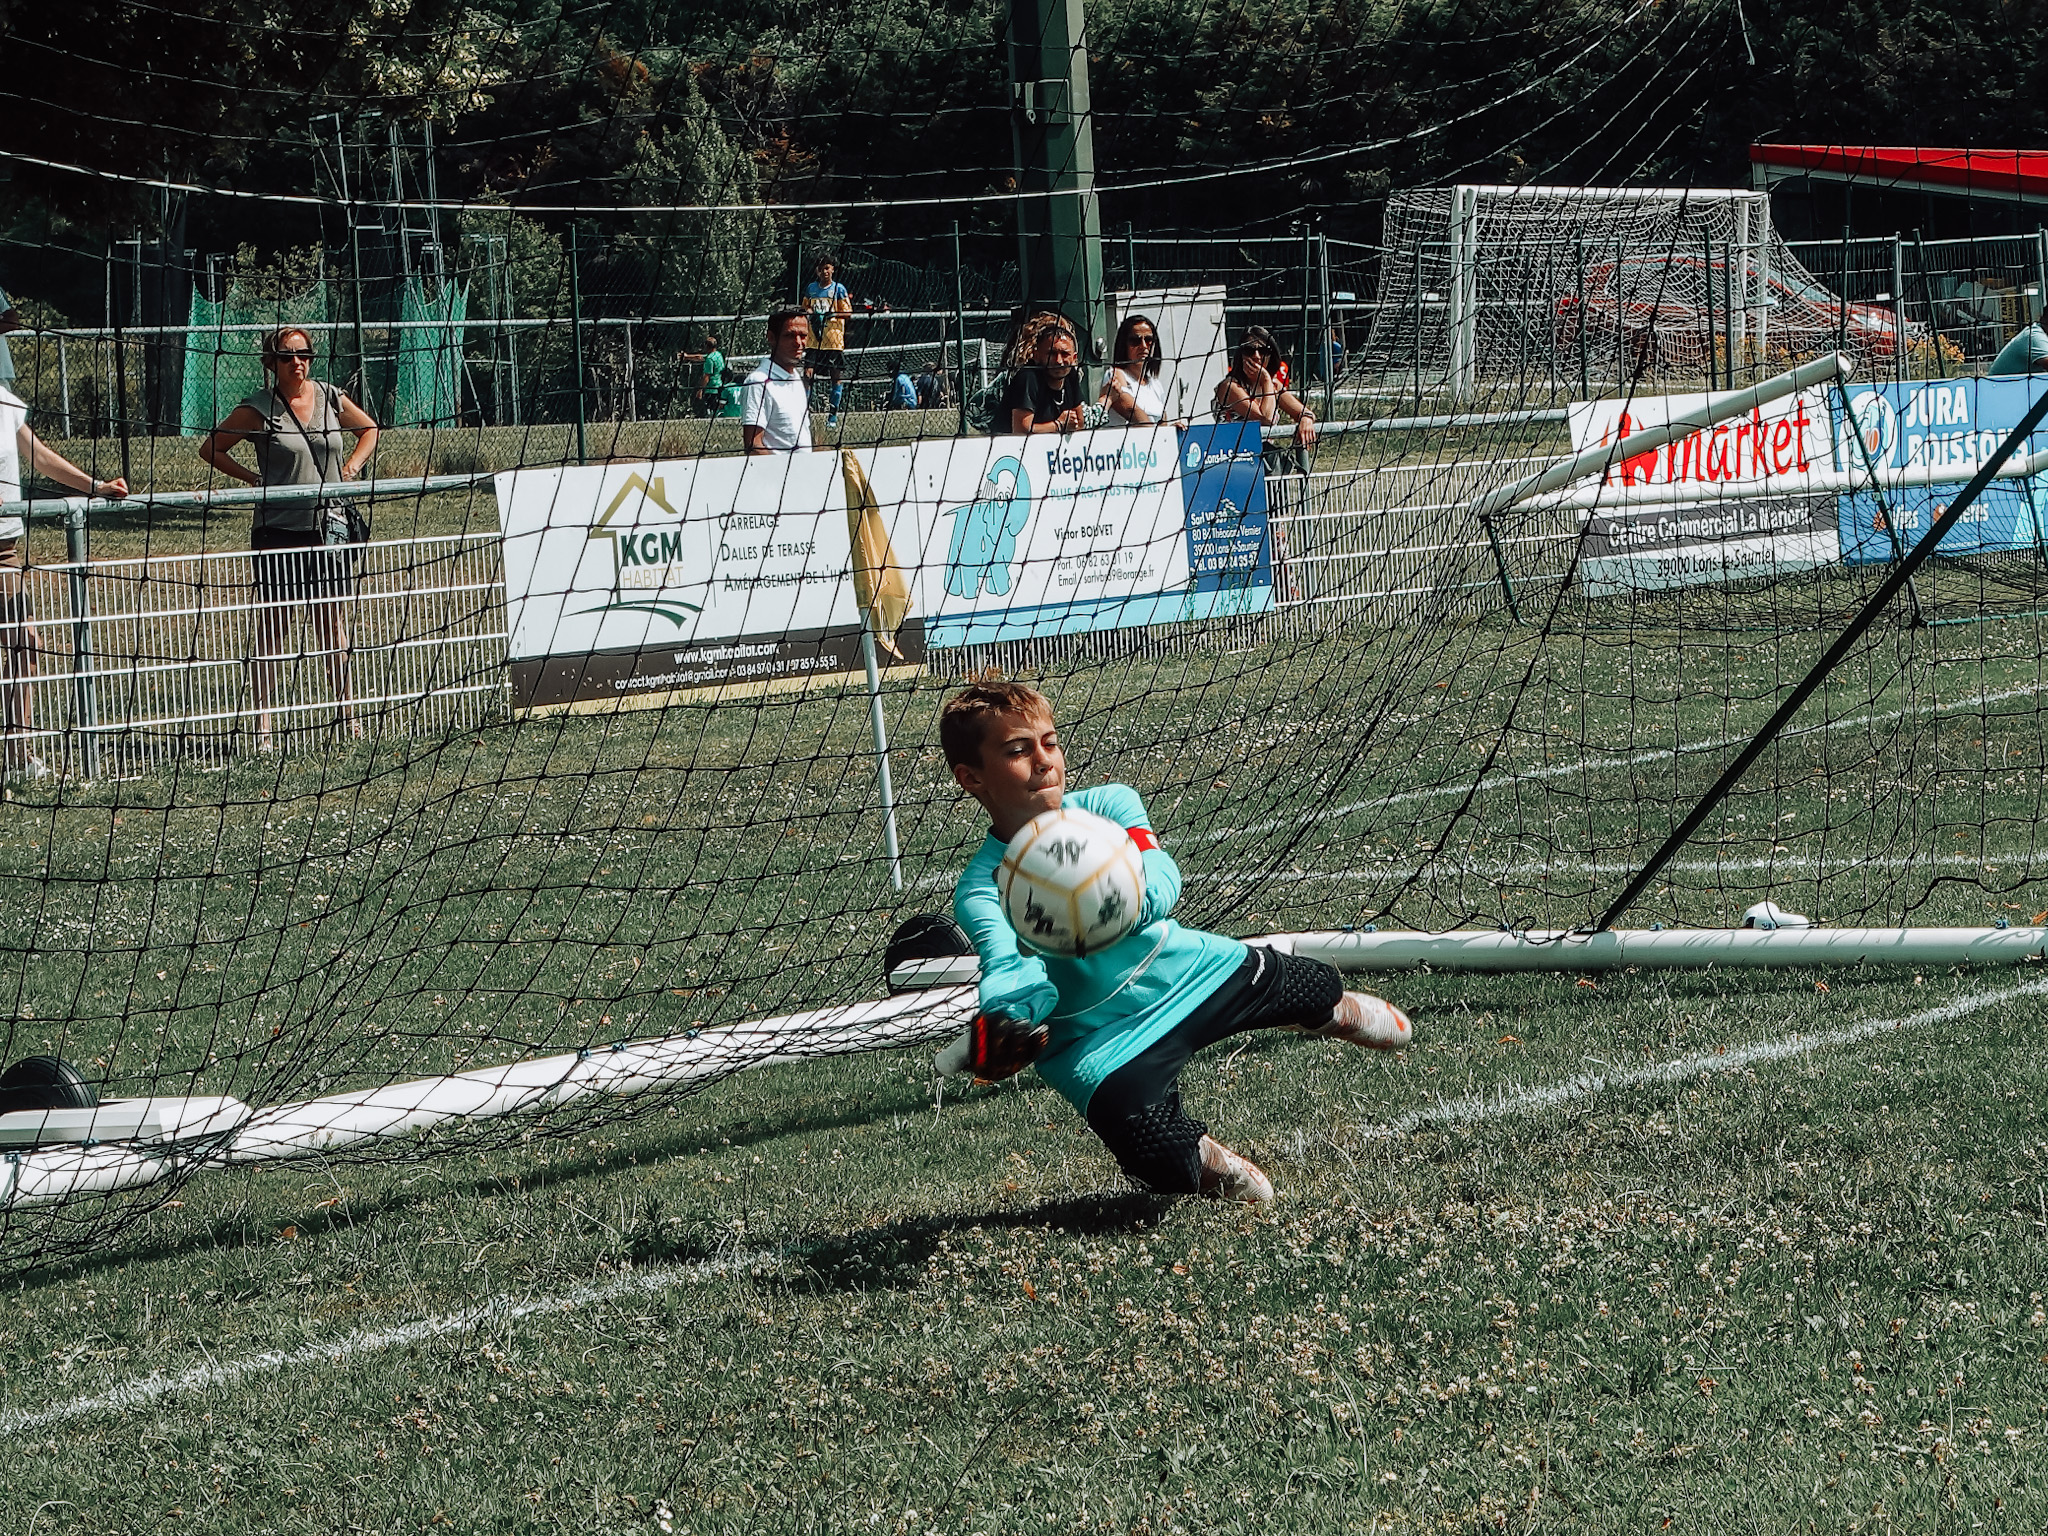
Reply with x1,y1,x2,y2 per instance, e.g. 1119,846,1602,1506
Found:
1354,184,1908,405
2,2,2046,1274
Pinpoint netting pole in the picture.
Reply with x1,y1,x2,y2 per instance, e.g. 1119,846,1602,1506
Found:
1891,236,1905,385
57,337,70,437
1545,246,1557,400
1838,224,1850,355
111,240,131,487
858,626,904,891
63,507,99,781
1574,240,1588,399
1911,231,1948,378
951,221,969,418
1125,222,1137,289
623,320,636,422
1595,385,2048,933
1612,240,1623,395
1299,225,1312,391
1719,239,1735,392
1318,229,1333,421
569,223,587,465
1479,514,1521,624
1703,229,1717,390
1411,246,1423,412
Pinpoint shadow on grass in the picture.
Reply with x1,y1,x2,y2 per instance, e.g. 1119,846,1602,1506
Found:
782,1191,1171,1294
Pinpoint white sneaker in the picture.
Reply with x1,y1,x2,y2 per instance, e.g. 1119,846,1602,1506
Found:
1299,991,1413,1050
6,753,51,784
1198,1136,1274,1205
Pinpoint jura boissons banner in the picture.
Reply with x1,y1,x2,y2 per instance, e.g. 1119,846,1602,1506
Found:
1836,377,2048,564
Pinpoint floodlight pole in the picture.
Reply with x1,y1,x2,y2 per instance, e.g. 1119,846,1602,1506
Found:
1005,0,1108,375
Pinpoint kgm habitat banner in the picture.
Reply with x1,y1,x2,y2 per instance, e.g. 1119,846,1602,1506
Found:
495,453,924,710
495,426,1273,707
1836,378,2048,564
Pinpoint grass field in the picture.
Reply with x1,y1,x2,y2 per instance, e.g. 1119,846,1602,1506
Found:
2,964,2045,1531
1,555,2046,1528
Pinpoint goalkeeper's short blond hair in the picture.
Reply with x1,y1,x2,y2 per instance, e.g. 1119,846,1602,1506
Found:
939,674,1052,769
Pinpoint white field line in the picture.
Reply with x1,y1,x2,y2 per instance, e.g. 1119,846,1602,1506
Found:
1228,851,2041,887
1203,683,2048,846
0,1245,786,1438
1365,977,2048,1140
13,979,2041,1432
903,684,2048,893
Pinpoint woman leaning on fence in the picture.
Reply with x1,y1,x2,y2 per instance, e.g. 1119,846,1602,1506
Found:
199,326,379,750
1214,326,1317,467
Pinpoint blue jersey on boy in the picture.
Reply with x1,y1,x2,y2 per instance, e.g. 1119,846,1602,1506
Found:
953,783,1244,1113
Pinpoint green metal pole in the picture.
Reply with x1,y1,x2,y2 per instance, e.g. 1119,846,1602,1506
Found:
1125,222,1137,290
1005,0,1108,368
569,222,587,466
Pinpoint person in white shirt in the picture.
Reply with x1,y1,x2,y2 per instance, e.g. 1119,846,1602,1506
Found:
1100,313,1172,426
742,310,816,454
0,383,129,779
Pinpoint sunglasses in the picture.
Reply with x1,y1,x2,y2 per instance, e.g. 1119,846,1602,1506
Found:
271,348,315,360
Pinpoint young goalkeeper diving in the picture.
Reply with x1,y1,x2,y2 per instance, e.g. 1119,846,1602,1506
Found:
943,678,1413,1204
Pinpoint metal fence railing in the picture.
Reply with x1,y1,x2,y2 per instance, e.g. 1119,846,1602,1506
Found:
12,533,507,775
7,227,2042,444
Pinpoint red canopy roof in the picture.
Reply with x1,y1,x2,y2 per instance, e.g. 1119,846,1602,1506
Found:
1751,144,2048,203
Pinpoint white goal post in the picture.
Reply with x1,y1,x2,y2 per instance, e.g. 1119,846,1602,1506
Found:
1366,183,1821,401
8,922,2039,1210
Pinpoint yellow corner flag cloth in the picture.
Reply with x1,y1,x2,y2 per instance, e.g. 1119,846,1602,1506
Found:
841,451,913,659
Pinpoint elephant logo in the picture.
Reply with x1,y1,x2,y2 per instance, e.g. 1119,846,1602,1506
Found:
942,456,1032,598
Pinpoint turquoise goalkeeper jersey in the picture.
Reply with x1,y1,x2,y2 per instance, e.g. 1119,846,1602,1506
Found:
952,783,1246,1113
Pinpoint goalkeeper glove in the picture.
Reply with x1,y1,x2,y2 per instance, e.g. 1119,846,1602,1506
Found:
964,1009,1048,1083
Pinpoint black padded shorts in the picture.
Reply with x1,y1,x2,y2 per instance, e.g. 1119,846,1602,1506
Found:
1083,945,1342,1194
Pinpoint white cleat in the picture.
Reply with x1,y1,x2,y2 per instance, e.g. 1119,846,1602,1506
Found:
1299,991,1413,1051
1198,1135,1275,1205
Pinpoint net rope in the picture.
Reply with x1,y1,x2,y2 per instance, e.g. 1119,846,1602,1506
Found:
0,0,2044,1274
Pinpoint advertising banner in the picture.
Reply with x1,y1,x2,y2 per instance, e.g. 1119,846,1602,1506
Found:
868,424,1267,648
1566,389,1840,595
495,453,922,711
1176,422,1276,611
495,425,1269,705
1836,378,2048,564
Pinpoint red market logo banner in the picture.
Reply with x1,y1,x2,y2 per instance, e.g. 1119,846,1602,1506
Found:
1567,390,1830,496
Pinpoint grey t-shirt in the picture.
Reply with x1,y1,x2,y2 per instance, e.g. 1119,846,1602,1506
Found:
239,384,345,533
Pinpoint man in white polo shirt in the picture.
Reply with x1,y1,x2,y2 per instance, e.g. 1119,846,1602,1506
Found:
0,379,127,779
742,309,816,454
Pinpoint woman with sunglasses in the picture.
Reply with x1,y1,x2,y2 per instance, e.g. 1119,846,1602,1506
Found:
200,326,379,749
1100,313,1170,426
1213,326,1317,448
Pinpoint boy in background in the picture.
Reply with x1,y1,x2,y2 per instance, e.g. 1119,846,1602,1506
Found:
802,257,853,427
943,678,1413,1204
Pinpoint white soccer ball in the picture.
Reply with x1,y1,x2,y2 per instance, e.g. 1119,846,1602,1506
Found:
997,807,1146,958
